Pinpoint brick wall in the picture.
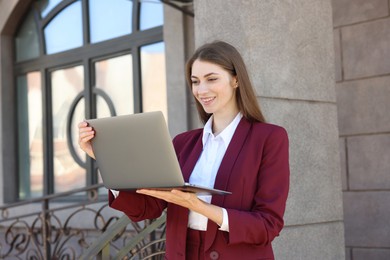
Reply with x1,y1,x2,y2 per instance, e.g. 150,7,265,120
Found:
332,0,390,259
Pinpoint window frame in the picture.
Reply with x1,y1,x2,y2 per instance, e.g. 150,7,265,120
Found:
7,0,164,202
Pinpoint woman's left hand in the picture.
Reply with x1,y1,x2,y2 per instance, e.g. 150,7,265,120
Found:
137,188,224,226
136,189,201,212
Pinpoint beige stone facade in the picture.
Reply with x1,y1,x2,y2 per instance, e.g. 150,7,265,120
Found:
332,0,390,258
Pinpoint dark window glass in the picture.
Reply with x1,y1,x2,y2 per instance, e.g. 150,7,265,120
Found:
17,72,43,199
39,0,62,18
15,10,40,62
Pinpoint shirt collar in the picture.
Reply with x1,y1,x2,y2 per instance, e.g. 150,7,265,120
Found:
202,112,243,147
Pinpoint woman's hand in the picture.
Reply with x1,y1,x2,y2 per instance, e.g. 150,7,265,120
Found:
137,189,200,210
78,121,96,159
136,189,223,226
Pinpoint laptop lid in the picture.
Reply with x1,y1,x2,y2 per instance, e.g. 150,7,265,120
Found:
86,111,231,195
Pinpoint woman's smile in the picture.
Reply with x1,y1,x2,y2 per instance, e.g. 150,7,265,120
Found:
199,96,216,106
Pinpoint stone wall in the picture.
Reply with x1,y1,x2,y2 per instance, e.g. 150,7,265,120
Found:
332,0,390,259
194,0,345,259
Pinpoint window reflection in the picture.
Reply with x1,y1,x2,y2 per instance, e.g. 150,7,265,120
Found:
89,0,132,43
17,72,43,199
140,0,164,30
15,10,40,62
95,55,134,117
39,0,63,18
70,98,86,164
13,0,165,199
44,1,82,54
51,66,85,193
141,42,167,119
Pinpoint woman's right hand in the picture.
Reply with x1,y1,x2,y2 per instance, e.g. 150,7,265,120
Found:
78,121,96,159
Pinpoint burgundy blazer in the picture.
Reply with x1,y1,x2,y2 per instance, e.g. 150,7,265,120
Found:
109,118,290,260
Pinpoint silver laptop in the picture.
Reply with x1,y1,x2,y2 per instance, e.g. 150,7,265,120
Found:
86,111,231,195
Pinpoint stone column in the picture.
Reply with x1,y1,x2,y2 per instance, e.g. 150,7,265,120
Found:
164,5,190,137
193,0,345,258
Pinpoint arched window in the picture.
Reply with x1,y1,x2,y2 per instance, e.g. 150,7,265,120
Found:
13,0,166,200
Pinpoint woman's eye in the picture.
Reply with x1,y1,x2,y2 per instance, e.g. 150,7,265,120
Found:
191,81,199,85
208,78,217,81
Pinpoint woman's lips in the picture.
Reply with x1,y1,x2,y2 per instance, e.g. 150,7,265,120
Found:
200,97,215,106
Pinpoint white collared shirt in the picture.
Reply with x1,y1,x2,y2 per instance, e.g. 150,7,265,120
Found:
187,112,242,232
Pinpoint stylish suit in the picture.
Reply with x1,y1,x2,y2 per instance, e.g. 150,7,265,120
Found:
109,117,290,259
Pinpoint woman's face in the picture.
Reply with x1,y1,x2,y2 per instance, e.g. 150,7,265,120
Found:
191,59,238,118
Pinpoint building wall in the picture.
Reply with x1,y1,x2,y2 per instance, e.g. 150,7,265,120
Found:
193,0,345,259
332,0,390,259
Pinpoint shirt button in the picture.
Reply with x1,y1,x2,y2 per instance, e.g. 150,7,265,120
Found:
210,250,219,259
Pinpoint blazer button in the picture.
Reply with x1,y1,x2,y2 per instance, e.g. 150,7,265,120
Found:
209,250,219,259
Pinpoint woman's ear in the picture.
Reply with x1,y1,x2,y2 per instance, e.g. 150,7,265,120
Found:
232,76,238,88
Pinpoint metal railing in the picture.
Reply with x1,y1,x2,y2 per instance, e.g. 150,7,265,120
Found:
0,184,166,259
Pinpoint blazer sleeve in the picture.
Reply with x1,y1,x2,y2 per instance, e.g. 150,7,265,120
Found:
226,126,290,246
109,190,167,222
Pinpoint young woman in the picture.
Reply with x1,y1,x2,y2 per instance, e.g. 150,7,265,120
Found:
78,41,290,259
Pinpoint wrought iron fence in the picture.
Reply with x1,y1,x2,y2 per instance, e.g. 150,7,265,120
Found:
0,184,166,259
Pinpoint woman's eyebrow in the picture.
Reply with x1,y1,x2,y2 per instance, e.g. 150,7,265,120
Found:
191,72,219,78
204,72,219,77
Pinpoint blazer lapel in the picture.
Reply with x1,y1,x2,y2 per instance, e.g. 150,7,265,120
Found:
205,118,252,251
212,118,251,203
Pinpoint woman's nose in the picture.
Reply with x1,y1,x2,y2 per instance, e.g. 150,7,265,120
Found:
196,82,208,94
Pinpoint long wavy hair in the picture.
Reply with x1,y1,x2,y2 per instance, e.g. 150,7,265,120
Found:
185,41,266,124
